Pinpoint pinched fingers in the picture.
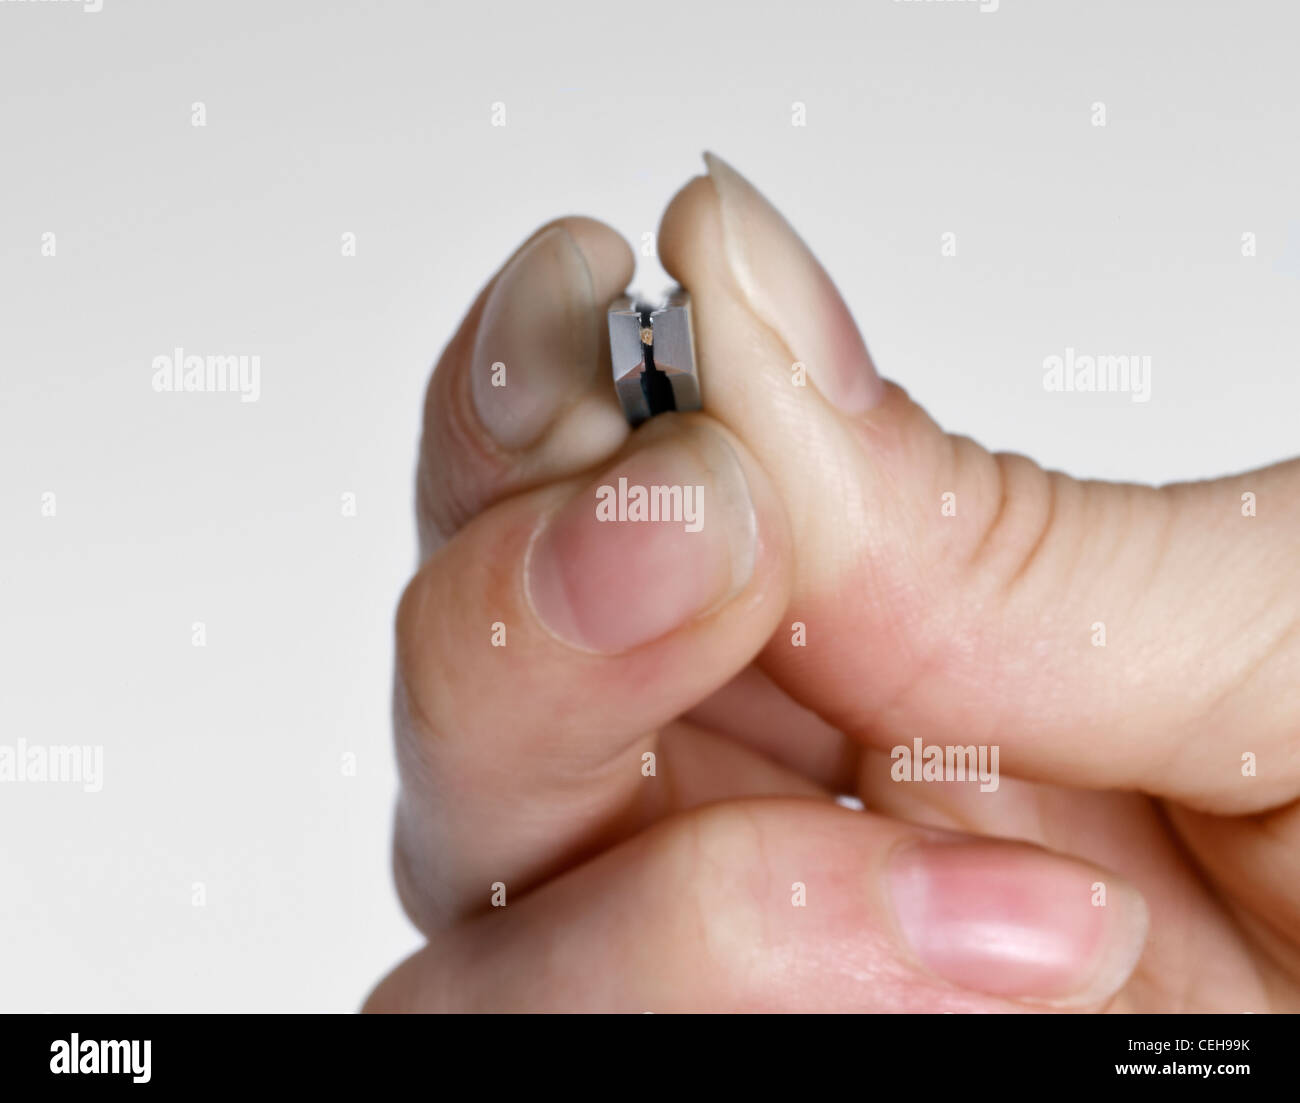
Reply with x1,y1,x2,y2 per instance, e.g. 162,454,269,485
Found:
392,415,795,933
416,217,634,557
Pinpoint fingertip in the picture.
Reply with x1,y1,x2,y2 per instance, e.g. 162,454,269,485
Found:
885,838,1151,1009
657,174,723,286
551,216,636,303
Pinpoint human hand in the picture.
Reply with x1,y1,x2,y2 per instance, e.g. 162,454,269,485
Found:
365,155,1300,1012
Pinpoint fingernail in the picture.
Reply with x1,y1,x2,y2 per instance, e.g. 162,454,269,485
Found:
888,841,1149,1006
470,226,599,450
703,152,883,415
526,426,757,653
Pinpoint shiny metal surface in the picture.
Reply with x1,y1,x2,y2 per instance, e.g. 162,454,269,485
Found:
607,288,700,426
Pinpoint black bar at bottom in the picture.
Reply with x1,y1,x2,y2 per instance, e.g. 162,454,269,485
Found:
0,1011,1290,1091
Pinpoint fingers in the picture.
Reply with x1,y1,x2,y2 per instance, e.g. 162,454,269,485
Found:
658,153,1300,814
365,799,1150,1012
416,217,635,558
392,415,796,932
858,752,1279,1010
1165,800,1300,996
684,665,860,791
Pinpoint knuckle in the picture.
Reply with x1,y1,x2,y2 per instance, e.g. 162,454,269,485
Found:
652,802,777,966
964,448,1066,589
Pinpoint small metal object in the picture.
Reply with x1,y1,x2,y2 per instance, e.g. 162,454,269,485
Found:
607,289,700,426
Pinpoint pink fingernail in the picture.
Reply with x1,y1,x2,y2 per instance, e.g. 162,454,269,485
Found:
888,841,1149,1006
470,227,598,450
526,427,757,654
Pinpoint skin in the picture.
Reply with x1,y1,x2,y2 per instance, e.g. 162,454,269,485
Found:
364,156,1300,1013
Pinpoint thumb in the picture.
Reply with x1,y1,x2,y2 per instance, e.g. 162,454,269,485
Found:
366,799,1151,1012
659,153,1300,815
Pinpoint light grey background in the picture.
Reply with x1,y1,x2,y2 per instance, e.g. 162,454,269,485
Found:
1,0,1296,1011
